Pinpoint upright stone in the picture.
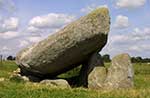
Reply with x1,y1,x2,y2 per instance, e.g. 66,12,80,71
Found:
104,53,134,89
78,52,106,87
87,53,107,89
88,66,107,89
16,8,110,78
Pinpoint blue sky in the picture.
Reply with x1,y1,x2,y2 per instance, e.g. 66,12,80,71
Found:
0,0,150,58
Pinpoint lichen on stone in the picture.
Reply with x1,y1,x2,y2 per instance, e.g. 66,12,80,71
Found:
87,7,109,20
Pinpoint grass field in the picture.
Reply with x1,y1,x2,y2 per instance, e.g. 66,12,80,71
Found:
0,61,150,98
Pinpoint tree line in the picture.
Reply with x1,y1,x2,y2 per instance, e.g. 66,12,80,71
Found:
0,55,16,61
102,54,150,63
6,56,16,60
131,56,150,63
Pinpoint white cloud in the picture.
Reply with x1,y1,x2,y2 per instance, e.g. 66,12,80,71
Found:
116,0,146,9
29,13,75,29
2,46,11,51
27,36,42,43
19,40,29,48
128,46,141,52
129,45,150,52
26,26,40,33
110,27,150,43
110,34,130,42
25,13,76,43
0,31,19,39
102,26,150,57
114,15,130,29
131,27,150,41
2,17,19,32
80,4,108,13
0,17,19,32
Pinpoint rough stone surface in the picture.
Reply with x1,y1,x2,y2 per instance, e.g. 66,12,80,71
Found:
28,75,41,82
13,68,21,74
10,68,41,82
10,73,29,82
9,68,28,82
40,79,70,89
103,53,134,89
16,8,110,78
88,66,107,89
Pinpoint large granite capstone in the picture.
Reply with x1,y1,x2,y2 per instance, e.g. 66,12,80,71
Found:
16,8,110,78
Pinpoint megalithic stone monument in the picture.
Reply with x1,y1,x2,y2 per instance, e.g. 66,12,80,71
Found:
16,8,110,78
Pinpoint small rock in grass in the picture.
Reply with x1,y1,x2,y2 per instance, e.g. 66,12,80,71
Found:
0,77,5,82
40,79,71,89
10,74,29,82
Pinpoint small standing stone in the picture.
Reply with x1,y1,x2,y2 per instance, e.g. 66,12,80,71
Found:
104,53,134,89
88,66,107,89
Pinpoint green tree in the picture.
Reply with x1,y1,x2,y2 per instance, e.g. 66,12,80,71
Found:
102,54,111,62
7,56,15,61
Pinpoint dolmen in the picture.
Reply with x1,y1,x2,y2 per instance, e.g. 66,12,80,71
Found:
14,7,134,89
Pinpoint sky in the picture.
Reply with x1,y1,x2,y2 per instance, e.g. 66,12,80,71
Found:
0,0,150,58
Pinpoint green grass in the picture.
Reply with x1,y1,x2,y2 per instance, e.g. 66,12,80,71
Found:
0,61,150,98
0,61,17,78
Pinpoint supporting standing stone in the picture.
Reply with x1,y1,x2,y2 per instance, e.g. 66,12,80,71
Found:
103,53,134,89
88,66,107,89
79,52,105,87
